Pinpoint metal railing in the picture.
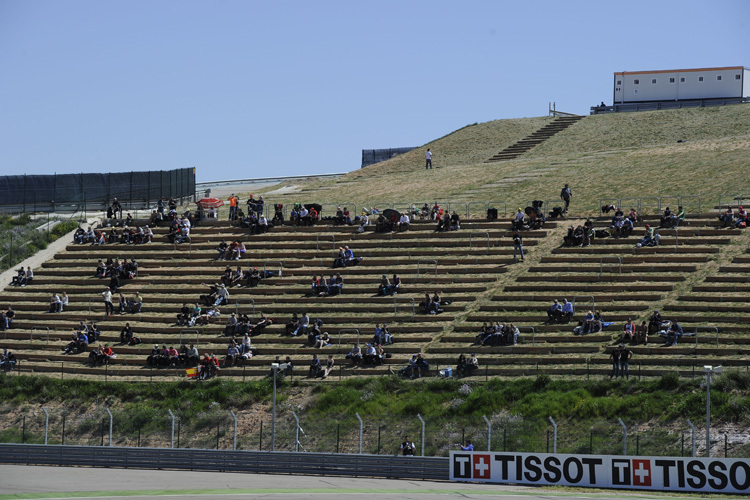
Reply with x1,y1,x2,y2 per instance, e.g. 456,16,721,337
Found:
30,327,50,344
263,261,283,278
417,260,437,278
393,297,416,319
316,234,335,251
178,330,199,346
469,232,490,254
235,299,256,318
572,295,596,314
600,257,622,278
337,328,360,346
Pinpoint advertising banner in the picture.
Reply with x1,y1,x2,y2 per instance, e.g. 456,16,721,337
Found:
450,451,750,494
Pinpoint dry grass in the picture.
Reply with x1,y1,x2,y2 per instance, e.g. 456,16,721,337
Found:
248,104,750,216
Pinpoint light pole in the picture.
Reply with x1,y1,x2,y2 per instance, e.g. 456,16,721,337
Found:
703,365,722,457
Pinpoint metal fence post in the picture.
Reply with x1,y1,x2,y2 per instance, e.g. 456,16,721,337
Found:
618,417,627,455
417,413,425,456
106,408,113,447
292,411,305,452
168,410,175,449
356,413,363,454
687,419,697,457
548,416,557,454
230,410,237,450
482,415,492,452
42,407,49,445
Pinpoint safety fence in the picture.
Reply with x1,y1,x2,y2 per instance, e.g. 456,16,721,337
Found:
0,168,195,214
2,405,747,459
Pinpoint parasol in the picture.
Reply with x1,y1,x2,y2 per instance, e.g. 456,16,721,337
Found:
196,198,225,209
383,208,401,221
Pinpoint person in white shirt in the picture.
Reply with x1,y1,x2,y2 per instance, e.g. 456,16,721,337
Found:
102,287,114,316
425,148,432,169
399,213,410,231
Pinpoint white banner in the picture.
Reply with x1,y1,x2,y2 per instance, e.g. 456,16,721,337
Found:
449,451,750,494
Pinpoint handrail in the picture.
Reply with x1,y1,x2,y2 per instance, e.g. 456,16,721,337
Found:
393,297,416,319
693,326,720,348
619,198,641,214
639,197,660,215
599,257,622,279
235,298,256,318
447,203,468,219
572,295,596,314
718,193,742,210
469,232,490,254
337,328,360,346
30,327,50,345
658,196,680,213
173,239,192,256
417,260,437,278
179,329,199,346
466,201,486,219
316,234,334,251
486,201,507,217
678,195,702,214
263,261,283,278
517,326,535,346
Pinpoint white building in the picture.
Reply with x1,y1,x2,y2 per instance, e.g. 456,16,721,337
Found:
613,66,750,104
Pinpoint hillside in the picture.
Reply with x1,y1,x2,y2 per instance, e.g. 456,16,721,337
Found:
256,104,750,215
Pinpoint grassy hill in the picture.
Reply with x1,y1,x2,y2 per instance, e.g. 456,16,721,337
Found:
257,104,750,215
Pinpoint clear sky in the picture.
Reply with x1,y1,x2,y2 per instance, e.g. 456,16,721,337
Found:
1,0,748,183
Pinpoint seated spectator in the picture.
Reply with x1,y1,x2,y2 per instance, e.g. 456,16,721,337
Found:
291,312,309,337
665,320,683,347
120,322,134,344
635,320,649,345
314,332,331,349
378,275,392,296
286,313,299,335
636,225,659,247
561,299,574,323
373,324,393,345
362,343,380,365
10,268,27,287
391,274,401,294
435,211,450,231
511,208,526,232
0,349,17,372
719,207,734,228
328,274,343,296
660,207,674,228
648,309,664,336
186,344,200,366
198,306,221,325
627,208,639,223
356,212,369,233
97,344,115,366
375,214,390,233
323,354,335,379
582,310,596,334
734,206,748,229
400,353,429,379
449,211,461,230
309,354,323,378
345,344,362,365
398,213,410,231
129,292,143,313
547,299,562,323
456,353,479,377
223,342,239,367
244,267,262,287
621,318,636,343
333,246,358,268
49,293,63,313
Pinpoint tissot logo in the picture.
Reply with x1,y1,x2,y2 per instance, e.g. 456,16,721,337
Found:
453,454,471,478
473,454,491,479
632,459,652,487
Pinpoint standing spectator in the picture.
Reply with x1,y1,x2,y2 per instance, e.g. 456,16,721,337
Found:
460,440,474,451
400,436,416,456
513,231,524,261
618,344,632,379
111,198,123,219
609,346,621,379
102,287,114,316
228,194,238,221
560,184,572,214
425,149,432,169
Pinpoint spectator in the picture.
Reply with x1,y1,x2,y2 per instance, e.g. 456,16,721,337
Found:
618,344,632,379
10,268,26,287
323,354,335,379
460,440,474,451
560,184,572,214
401,436,416,456
513,231,524,261
457,353,478,377
378,275,392,296
665,320,683,347
0,349,16,372
425,148,432,169
129,292,143,313
49,293,62,313
734,206,747,229
398,212,410,231
635,320,649,345
561,299,574,323
314,332,331,349
547,299,562,323
120,322,133,344
621,318,636,343
345,344,362,365
609,345,621,379
228,194,239,220
291,312,309,337
309,354,322,378
363,343,379,365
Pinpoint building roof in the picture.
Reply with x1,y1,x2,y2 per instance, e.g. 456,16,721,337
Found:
614,66,746,76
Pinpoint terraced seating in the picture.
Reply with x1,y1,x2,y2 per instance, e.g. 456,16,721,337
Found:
0,217,559,380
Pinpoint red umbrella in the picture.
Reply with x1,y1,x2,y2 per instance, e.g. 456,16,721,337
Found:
195,197,225,209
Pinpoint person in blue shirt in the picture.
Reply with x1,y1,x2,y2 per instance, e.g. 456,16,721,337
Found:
561,299,574,323
460,440,474,451
666,321,683,346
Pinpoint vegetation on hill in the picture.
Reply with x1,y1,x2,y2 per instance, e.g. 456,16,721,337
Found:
0,215,80,272
2,372,749,456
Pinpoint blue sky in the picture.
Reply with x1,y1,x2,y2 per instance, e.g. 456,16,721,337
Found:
1,0,748,183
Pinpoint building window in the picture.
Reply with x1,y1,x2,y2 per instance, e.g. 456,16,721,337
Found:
717,75,722,81
669,77,675,83
680,77,685,82
634,79,639,85
651,78,657,84
698,76,704,82
736,74,742,80
616,80,622,85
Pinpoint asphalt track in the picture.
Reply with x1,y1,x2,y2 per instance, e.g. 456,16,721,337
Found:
0,465,697,500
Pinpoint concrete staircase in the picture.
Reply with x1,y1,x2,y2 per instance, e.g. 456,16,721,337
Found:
487,116,584,162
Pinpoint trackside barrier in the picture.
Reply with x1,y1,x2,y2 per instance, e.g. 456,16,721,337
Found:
448,451,750,494
0,444,448,480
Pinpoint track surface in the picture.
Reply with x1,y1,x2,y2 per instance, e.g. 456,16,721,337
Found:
0,465,692,500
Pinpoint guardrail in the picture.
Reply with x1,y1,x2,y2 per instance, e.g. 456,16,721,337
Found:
0,444,448,480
